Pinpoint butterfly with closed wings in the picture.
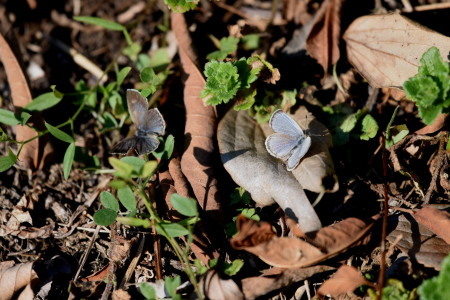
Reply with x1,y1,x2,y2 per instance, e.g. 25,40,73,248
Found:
110,89,166,155
265,109,311,171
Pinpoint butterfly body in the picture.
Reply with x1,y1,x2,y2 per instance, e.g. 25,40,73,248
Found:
265,110,311,171
110,89,166,155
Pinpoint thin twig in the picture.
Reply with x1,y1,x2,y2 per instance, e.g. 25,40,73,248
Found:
73,225,100,282
423,133,448,204
377,135,389,299
119,234,146,289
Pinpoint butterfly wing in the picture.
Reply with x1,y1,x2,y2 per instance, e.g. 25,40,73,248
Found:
110,136,160,155
269,109,304,137
110,137,138,154
127,89,166,135
285,136,311,171
134,136,160,155
265,133,299,159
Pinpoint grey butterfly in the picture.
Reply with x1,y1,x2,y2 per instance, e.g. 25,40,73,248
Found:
110,89,166,155
265,109,311,171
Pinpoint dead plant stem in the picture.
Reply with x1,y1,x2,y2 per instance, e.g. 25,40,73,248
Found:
377,135,389,299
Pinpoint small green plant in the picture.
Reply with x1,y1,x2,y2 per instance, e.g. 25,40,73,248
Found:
207,36,240,60
322,105,379,146
164,0,199,13
201,55,281,119
418,253,450,300
225,187,260,237
385,106,409,149
403,46,450,125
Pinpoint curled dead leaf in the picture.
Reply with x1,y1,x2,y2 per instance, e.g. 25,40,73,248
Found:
317,265,374,298
231,216,374,268
387,214,450,270
344,13,450,88
306,0,342,73
242,265,335,300
0,31,52,170
410,207,450,245
171,13,223,221
0,261,39,300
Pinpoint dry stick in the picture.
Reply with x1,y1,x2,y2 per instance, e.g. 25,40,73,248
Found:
423,133,448,204
413,2,450,11
73,225,101,282
152,219,163,279
377,136,389,299
119,234,146,289
101,223,118,300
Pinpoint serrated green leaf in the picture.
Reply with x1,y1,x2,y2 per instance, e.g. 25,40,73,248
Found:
100,191,119,212
94,208,117,226
360,114,378,140
158,222,189,237
418,253,450,300
117,216,151,228
74,16,125,31
63,143,75,180
117,67,131,87
206,50,228,61
140,282,156,300
45,122,74,143
25,92,63,111
117,186,136,211
418,104,442,125
403,76,439,107
202,61,240,106
418,46,449,77
164,0,198,13
233,89,257,111
170,193,198,217
234,58,259,89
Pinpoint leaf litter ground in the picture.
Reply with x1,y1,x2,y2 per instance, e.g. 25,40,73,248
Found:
0,0,449,299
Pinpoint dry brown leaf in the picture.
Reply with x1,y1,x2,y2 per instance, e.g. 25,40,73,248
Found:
387,214,450,270
199,269,244,300
231,216,373,268
411,207,450,244
306,0,342,73
0,261,39,300
0,31,52,170
317,265,374,298
415,114,448,135
160,157,219,264
242,265,335,300
344,13,450,88
112,289,131,300
170,13,222,222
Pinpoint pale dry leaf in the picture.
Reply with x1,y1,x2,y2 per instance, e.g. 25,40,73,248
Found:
387,214,450,270
411,207,450,244
306,0,343,73
0,261,39,300
317,265,374,298
344,13,450,88
218,109,322,232
0,32,52,170
199,269,244,300
171,13,223,221
242,265,335,300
